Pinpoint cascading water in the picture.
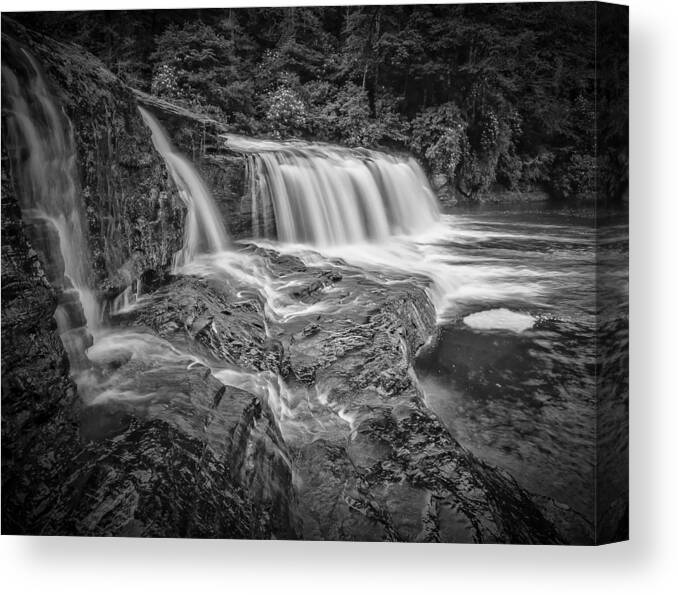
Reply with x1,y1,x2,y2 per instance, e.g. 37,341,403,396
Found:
2,49,99,367
110,277,143,315
138,106,229,270
226,135,440,246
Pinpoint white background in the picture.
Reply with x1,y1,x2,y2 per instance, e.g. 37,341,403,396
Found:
1,0,676,593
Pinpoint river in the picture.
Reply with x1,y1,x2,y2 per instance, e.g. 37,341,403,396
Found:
415,205,628,521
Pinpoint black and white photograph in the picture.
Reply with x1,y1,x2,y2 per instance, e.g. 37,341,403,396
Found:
1,1,628,547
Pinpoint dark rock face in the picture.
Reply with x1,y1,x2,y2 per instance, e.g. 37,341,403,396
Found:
50,419,256,538
134,91,253,240
2,20,296,538
1,155,81,533
276,276,566,543
128,275,285,374
2,19,185,293
56,380,297,538
2,161,298,537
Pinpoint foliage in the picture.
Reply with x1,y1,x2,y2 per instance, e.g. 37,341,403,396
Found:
15,3,628,203
409,103,466,175
263,85,308,138
550,153,597,201
151,64,180,100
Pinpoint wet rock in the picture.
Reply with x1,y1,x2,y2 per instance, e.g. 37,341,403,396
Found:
2,157,298,537
282,272,565,543
49,419,265,538
134,91,253,239
66,359,298,538
249,246,307,271
294,396,562,543
2,18,185,292
21,217,68,289
290,270,343,302
130,274,287,374
1,159,82,534
294,440,392,542
132,89,228,132
301,323,320,337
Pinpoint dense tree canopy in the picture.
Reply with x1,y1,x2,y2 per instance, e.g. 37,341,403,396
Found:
14,3,628,203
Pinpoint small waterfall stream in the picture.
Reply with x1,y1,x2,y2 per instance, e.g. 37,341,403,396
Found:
138,106,229,270
3,49,99,367
226,135,440,245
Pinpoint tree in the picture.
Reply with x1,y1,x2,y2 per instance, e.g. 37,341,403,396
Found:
14,3,623,203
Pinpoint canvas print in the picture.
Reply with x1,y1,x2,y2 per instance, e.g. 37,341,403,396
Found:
1,2,628,544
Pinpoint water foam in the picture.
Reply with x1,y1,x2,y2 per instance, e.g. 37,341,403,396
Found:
463,308,536,332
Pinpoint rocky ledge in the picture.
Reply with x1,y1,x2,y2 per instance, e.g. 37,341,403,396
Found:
2,172,590,540
1,154,82,534
2,159,297,537
2,18,186,293
101,245,591,543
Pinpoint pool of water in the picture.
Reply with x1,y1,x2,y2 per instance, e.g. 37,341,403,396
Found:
414,205,628,520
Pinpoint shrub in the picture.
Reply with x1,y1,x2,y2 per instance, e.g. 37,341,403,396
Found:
151,64,180,100
263,85,308,138
409,103,467,176
550,152,596,200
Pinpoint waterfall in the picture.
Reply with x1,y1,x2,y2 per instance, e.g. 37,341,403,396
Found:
225,135,440,246
138,106,229,269
110,278,142,315
2,50,99,365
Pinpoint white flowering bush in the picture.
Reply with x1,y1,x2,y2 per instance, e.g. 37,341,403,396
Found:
151,64,180,100
479,111,500,153
263,86,308,137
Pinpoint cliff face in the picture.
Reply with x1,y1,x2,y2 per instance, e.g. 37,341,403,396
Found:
1,152,82,532
133,90,253,239
2,19,185,294
2,135,298,539
1,19,297,538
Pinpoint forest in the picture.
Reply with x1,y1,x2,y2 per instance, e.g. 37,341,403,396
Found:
14,3,628,203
